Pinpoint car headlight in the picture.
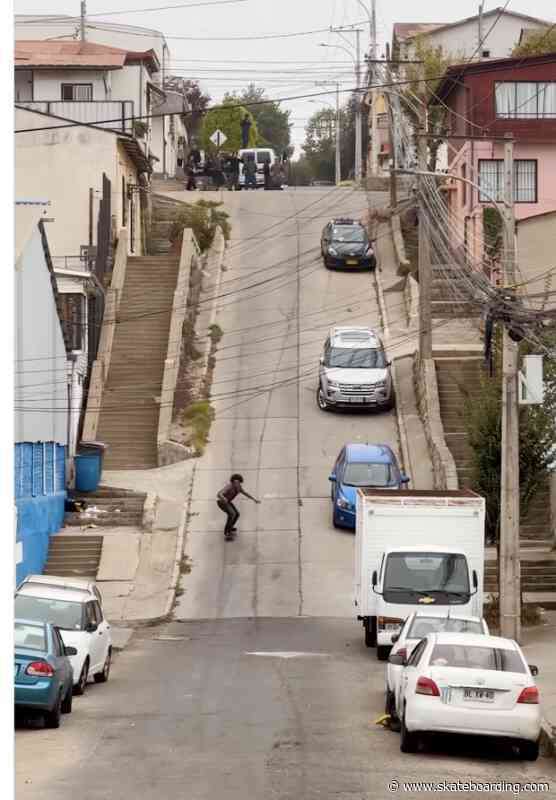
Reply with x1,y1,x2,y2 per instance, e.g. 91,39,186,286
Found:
337,496,351,510
327,381,340,390
328,246,338,256
373,380,387,388
365,245,374,255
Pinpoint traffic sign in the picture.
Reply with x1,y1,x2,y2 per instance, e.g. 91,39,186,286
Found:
210,129,227,147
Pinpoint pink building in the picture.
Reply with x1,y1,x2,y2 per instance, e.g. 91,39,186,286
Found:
432,53,556,271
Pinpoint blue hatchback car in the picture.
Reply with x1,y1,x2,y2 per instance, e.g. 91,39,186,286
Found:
14,619,76,728
329,443,409,529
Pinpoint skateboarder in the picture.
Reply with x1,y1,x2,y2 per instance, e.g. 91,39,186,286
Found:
217,474,260,540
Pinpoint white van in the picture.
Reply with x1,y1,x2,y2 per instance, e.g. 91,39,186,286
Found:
238,147,277,188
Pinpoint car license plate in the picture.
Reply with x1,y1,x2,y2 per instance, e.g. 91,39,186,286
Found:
346,259,359,265
463,688,495,702
349,397,368,403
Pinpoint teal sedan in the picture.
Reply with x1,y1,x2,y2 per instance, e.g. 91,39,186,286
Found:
14,619,76,728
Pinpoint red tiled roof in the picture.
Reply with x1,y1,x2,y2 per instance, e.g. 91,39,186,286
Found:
14,40,159,72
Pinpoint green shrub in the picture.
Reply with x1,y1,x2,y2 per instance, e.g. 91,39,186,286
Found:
169,199,231,253
181,400,215,455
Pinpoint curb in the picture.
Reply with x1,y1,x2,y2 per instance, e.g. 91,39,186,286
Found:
373,230,412,477
200,228,226,381
541,719,556,759
163,471,194,619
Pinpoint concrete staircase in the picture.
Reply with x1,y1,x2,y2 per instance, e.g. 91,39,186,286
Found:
43,535,103,578
64,487,147,528
434,350,555,604
431,266,482,319
96,255,180,469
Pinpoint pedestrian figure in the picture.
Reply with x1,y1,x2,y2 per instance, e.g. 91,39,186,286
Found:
227,151,240,190
263,157,271,190
217,474,260,540
243,154,257,190
270,158,284,189
240,114,252,148
185,162,197,191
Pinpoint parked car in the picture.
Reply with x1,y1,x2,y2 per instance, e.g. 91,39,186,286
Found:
317,326,394,411
14,584,112,696
385,612,489,727
320,218,376,270
14,619,76,728
391,632,541,760
329,443,409,529
17,574,103,606
238,147,277,188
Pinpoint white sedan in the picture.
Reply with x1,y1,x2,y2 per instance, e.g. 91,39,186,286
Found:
385,612,488,727
392,632,541,760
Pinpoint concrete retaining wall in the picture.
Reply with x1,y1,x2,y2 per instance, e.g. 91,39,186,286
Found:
414,354,459,491
404,274,419,327
82,228,128,442
157,229,201,466
390,213,412,276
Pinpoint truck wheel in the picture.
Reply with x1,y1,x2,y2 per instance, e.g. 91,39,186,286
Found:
364,618,376,648
377,645,390,661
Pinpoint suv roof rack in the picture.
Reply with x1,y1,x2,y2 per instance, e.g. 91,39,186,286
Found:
331,217,358,225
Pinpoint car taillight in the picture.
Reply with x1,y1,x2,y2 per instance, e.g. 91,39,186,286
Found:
378,617,403,628
26,661,54,677
517,686,539,704
415,676,440,697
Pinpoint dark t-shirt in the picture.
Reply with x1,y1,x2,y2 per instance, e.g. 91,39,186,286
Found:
219,480,242,502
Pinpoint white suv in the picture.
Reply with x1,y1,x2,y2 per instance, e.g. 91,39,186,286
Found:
14,583,112,695
317,326,394,411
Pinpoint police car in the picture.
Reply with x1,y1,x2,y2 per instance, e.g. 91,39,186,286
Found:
320,218,377,270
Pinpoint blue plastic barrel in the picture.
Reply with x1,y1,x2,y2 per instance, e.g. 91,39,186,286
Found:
74,453,102,492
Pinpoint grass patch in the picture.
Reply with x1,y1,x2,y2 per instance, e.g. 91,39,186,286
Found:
179,555,192,574
181,400,215,455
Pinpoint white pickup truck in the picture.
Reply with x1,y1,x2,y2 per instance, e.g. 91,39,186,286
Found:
354,489,485,660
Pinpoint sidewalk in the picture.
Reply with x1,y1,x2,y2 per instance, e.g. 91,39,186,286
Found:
375,219,556,756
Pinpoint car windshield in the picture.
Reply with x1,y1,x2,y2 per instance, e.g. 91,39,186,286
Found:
383,552,470,605
408,617,483,639
257,151,271,164
429,644,526,673
328,347,386,369
14,622,46,651
331,226,365,243
343,462,393,487
14,595,84,631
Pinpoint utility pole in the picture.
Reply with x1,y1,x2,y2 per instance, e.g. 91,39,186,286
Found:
499,134,521,641
417,64,432,359
478,2,484,60
80,0,86,41
369,0,379,176
314,81,341,185
330,26,364,183
355,28,362,183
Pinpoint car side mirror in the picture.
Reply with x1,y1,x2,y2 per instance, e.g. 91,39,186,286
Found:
319,356,325,365
388,653,406,666
472,570,478,590
372,570,378,588
401,475,410,484
529,664,539,677
65,646,78,656
85,622,98,634
391,634,399,644
329,474,336,482
386,360,392,367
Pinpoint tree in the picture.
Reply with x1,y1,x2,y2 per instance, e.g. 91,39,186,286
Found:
164,77,211,140
200,103,258,153
512,28,556,57
402,38,458,171
463,333,556,543
301,96,368,182
224,84,292,154
288,156,314,186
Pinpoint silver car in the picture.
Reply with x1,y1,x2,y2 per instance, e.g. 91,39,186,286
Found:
317,326,394,411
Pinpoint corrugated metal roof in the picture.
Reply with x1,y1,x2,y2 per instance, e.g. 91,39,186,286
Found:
14,40,159,72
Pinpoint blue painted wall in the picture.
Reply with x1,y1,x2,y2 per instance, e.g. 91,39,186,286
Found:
15,442,66,585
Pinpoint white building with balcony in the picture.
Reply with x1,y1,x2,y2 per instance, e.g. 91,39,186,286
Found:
15,39,187,177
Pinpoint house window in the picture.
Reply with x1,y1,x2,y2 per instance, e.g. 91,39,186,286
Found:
495,81,556,118
61,83,93,101
59,293,86,351
482,50,490,58
479,159,537,203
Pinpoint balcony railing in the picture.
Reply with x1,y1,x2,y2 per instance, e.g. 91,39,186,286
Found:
52,255,93,274
17,100,134,133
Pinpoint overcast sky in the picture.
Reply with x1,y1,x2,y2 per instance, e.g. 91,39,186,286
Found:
13,0,556,152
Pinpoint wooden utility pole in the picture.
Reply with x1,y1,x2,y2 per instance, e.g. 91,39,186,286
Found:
418,65,432,359
499,135,521,641
369,0,379,177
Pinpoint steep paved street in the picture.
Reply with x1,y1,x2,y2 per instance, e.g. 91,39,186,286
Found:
16,189,556,799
